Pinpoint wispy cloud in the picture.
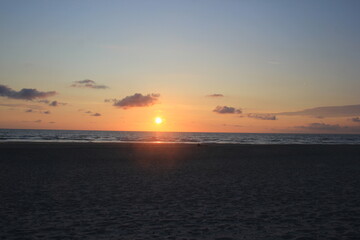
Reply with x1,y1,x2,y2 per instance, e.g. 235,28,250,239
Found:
248,113,277,120
110,93,160,109
213,106,241,114
0,103,43,110
295,122,341,131
23,119,42,123
83,110,102,117
207,94,224,97
278,104,360,118
0,84,56,100
38,100,67,107
24,109,51,114
71,79,108,89
294,122,360,133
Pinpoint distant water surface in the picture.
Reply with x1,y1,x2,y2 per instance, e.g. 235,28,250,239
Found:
1,129,360,144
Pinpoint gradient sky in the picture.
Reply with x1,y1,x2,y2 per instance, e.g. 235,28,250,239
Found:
1,0,360,133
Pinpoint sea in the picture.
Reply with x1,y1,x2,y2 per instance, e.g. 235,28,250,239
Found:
1,129,360,144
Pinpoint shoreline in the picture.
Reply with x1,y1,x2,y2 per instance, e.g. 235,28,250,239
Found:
2,141,360,145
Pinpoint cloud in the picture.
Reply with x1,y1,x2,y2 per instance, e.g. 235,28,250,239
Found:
352,117,360,123
0,84,57,100
38,99,50,104
48,121,56,124
295,123,341,131
293,123,360,133
49,101,58,107
207,94,224,97
111,93,160,109
71,79,109,89
83,110,101,117
278,104,360,118
248,113,277,120
24,109,50,114
38,100,67,107
22,119,42,123
213,106,241,114
0,103,43,110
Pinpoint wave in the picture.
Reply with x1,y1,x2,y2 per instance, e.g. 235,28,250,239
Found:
1,129,360,144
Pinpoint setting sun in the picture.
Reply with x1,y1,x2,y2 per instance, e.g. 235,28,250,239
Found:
155,117,163,124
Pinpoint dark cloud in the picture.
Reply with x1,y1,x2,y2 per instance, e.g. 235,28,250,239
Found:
49,101,58,107
40,100,67,107
0,84,56,100
207,94,224,97
248,113,277,120
71,79,109,89
213,106,241,114
111,93,160,109
25,109,50,114
83,110,101,117
278,104,360,118
49,121,56,124
352,117,360,123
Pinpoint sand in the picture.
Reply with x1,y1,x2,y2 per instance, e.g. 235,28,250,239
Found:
1,143,360,239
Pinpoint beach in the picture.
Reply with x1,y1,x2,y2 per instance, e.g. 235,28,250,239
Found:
1,143,360,239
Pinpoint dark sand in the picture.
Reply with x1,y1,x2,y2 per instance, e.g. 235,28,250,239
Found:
1,143,360,239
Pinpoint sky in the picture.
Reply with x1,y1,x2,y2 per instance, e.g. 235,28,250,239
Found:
1,0,360,133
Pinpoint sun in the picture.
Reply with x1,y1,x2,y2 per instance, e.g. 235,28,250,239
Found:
155,117,163,124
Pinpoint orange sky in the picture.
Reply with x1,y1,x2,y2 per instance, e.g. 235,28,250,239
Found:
1,1,360,133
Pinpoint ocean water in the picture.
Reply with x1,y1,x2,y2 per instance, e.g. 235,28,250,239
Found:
0,129,360,144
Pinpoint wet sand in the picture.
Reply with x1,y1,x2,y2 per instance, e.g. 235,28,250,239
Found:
1,143,360,239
